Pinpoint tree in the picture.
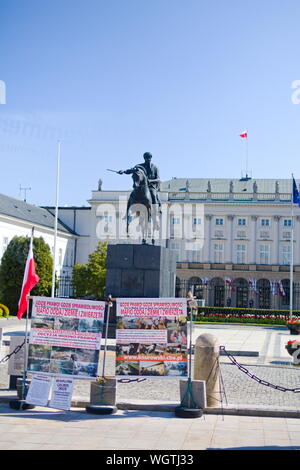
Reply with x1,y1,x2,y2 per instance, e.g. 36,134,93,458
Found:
73,241,107,300
0,236,53,315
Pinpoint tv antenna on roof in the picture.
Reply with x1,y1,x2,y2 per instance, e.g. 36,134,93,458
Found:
19,184,31,202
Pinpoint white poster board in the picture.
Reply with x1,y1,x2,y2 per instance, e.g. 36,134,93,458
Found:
49,377,74,410
26,374,52,407
116,298,188,378
27,297,105,379
26,374,74,410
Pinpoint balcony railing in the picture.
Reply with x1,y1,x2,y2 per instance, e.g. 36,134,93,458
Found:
167,192,291,202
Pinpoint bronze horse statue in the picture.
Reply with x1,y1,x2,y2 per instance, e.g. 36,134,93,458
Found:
126,166,159,244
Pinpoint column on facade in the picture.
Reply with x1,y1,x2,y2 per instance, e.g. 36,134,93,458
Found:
250,215,258,264
273,215,280,266
205,214,213,262
226,214,234,264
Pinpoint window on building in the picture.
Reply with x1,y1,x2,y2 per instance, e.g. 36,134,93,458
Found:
283,219,292,227
260,218,270,227
282,245,291,265
186,242,202,262
170,242,180,250
259,245,270,264
215,218,224,226
193,218,202,225
237,218,247,226
213,243,224,263
237,230,246,239
236,244,247,264
170,242,180,261
171,217,181,224
283,231,291,240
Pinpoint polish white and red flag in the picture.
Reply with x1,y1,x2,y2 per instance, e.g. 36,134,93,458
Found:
240,130,248,138
277,280,286,297
224,277,235,291
17,234,40,320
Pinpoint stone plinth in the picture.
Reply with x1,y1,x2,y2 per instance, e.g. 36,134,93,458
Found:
105,244,177,336
106,244,176,298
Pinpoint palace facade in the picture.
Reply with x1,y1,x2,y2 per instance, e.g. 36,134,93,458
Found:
1,176,299,309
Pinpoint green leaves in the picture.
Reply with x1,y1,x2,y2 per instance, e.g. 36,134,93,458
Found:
72,242,107,300
0,236,53,315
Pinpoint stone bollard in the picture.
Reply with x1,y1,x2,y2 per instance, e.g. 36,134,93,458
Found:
193,333,220,407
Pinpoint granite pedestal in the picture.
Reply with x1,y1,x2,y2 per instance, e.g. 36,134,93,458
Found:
105,244,177,336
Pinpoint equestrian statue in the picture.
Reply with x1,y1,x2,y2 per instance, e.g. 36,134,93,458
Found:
109,152,161,244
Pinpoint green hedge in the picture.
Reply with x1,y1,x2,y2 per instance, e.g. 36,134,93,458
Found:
190,306,297,325
193,315,286,325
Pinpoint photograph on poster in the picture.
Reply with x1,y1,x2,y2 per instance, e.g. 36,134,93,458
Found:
31,317,55,329
28,297,105,378
27,357,50,373
116,361,139,376
116,298,188,378
117,317,139,329
138,317,166,329
116,343,139,356
140,361,166,376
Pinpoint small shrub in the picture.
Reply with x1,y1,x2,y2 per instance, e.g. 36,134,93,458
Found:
0,303,9,318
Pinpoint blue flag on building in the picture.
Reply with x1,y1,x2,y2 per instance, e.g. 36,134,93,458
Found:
293,177,300,207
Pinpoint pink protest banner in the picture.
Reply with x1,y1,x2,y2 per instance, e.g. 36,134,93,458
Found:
27,297,105,379
116,298,188,378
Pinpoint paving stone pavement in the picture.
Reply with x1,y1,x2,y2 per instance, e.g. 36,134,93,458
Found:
1,320,300,409
1,320,300,451
0,404,300,450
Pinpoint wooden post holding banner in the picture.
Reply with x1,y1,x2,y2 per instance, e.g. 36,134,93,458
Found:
86,295,117,415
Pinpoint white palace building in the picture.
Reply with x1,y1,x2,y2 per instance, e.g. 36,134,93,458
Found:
1,176,300,309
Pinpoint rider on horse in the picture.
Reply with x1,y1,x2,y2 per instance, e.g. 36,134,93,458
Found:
118,152,161,209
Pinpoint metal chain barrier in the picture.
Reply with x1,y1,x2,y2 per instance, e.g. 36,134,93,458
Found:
220,345,300,393
0,338,26,364
117,378,147,383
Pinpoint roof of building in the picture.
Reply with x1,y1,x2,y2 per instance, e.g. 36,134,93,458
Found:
0,193,75,234
160,178,295,194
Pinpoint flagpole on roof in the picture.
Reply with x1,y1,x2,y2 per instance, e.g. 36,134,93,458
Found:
239,129,249,179
245,129,248,176
51,141,61,298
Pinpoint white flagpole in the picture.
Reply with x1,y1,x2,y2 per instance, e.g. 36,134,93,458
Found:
290,174,294,321
22,227,34,401
51,141,61,298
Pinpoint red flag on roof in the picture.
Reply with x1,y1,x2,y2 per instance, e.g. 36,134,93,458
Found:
17,234,40,319
240,130,248,138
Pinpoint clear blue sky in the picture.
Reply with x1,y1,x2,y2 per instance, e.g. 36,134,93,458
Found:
1,0,300,206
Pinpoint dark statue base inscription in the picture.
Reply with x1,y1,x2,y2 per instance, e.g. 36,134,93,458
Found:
105,244,177,336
